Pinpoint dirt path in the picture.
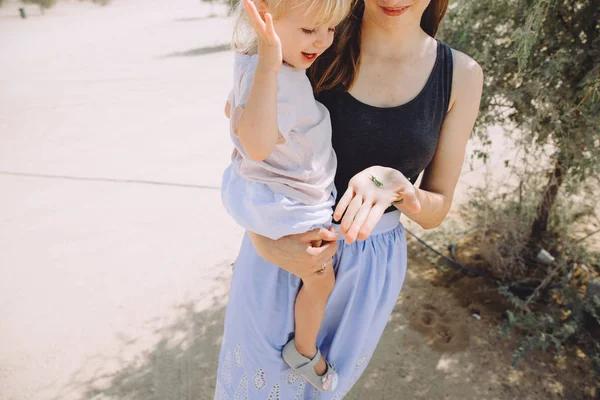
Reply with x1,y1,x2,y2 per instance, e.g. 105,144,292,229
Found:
350,232,597,400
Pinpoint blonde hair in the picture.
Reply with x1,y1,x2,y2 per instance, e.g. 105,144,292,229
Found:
232,0,352,54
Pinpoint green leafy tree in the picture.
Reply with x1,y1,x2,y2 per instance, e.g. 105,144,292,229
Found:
441,0,600,373
441,0,599,251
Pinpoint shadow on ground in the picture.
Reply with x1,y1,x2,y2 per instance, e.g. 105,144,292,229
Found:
51,263,232,400
63,302,224,400
162,44,229,58
70,301,223,400
173,16,220,22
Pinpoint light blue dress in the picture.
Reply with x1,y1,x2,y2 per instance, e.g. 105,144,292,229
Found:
214,210,407,399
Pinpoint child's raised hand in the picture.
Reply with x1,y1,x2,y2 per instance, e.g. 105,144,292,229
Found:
242,0,282,73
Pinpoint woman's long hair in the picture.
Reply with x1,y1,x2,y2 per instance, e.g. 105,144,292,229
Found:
309,0,449,94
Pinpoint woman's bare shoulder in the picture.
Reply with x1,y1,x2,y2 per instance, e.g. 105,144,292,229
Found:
452,49,482,73
449,48,483,109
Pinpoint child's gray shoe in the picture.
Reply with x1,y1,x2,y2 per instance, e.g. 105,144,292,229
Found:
282,338,338,392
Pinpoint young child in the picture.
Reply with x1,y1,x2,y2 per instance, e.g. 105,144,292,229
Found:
221,0,351,392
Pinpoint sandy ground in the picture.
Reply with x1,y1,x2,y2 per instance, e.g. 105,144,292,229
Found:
1,1,588,399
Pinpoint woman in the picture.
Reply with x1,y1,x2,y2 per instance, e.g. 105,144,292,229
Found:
214,0,483,398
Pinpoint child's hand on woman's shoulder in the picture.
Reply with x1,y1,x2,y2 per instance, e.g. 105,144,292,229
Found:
242,0,282,73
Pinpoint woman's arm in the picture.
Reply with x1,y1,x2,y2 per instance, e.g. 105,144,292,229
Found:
334,51,483,243
247,229,339,279
401,51,483,229
236,0,282,161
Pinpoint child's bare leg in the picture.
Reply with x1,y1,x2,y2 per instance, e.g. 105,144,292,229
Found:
293,258,335,376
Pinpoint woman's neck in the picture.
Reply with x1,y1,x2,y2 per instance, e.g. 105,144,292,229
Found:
361,13,430,61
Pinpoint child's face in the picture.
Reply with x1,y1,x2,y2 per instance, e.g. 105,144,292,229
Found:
272,4,338,70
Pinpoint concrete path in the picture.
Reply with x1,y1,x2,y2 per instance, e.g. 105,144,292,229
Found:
1,1,240,398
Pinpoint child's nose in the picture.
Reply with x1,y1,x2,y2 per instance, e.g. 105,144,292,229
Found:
314,31,332,49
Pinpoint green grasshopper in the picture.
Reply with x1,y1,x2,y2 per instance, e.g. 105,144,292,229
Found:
370,175,384,188
370,174,405,204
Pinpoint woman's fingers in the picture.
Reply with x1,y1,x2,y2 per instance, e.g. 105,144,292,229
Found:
341,195,363,234
294,228,339,275
357,203,386,241
307,240,338,266
242,0,266,35
333,187,353,222
345,202,372,244
303,227,338,243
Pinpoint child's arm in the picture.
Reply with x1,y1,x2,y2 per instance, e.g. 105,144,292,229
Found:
236,0,282,161
237,69,278,160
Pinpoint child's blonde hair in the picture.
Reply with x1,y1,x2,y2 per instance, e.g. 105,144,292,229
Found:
232,0,352,54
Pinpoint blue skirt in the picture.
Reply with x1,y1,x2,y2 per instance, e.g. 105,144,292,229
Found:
214,211,408,399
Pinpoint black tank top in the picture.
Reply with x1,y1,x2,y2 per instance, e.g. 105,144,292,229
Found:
317,40,453,213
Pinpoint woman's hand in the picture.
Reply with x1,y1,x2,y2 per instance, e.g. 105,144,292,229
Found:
247,228,339,279
242,0,282,73
334,166,421,244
